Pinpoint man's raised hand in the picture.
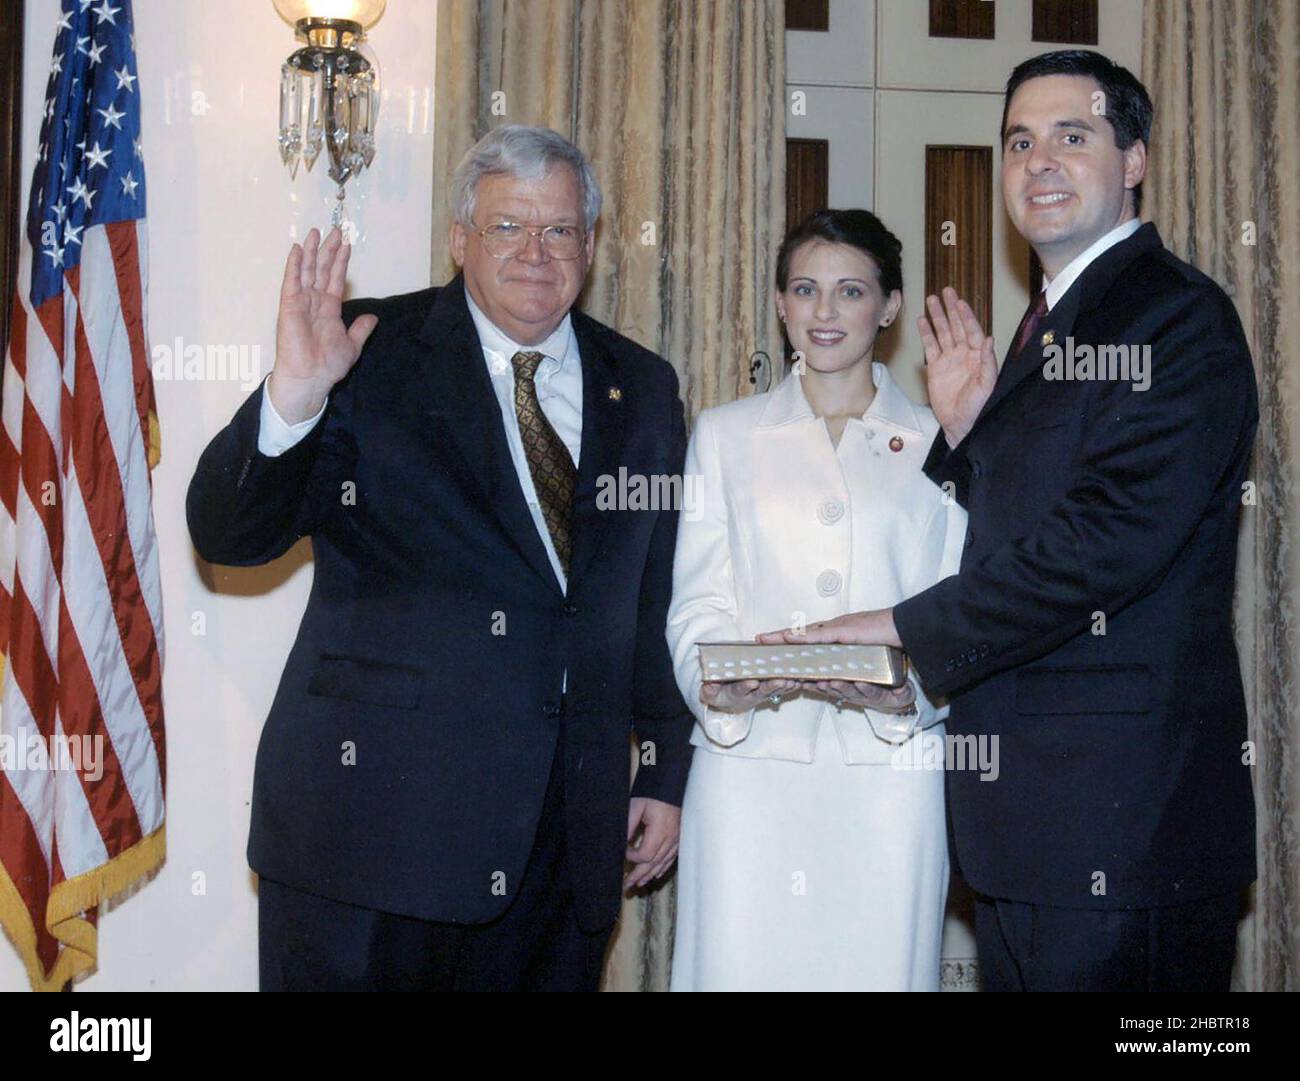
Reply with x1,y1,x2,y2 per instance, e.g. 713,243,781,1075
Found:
267,226,379,424
918,286,998,448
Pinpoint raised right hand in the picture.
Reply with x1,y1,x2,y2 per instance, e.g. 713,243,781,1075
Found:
918,286,998,448
267,226,379,424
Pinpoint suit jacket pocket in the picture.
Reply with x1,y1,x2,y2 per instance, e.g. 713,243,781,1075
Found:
1014,664,1152,715
1022,405,1080,432
306,653,424,710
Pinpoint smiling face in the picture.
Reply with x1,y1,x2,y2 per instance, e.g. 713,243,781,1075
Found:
1001,73,1146,277
450,166,595,345
777,240,902,375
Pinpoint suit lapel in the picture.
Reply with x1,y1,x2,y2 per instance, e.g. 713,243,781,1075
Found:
416,274,563,593
567,312,627,588
975,287,1082,424
972,223,1164,429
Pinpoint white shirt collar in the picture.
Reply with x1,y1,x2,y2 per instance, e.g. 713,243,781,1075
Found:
759,360,924,435
1042,217,1142,311
463,282,575,374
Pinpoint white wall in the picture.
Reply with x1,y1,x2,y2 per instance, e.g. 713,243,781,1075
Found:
1,0,436,991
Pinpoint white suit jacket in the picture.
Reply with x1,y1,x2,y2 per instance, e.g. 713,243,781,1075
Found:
666,362,968,764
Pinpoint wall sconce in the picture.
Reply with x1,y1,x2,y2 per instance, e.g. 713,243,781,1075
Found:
274,0,386,217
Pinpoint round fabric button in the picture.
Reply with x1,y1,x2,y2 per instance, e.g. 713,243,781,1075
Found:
817,498,845,525
816,569,842,596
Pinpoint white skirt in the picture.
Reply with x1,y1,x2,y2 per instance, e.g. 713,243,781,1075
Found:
671,718,948,991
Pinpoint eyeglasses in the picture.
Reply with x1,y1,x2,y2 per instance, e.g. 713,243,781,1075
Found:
473,220,587,260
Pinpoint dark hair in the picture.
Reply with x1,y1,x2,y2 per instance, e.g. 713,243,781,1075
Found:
1001,49,1153,214
775,209,903,296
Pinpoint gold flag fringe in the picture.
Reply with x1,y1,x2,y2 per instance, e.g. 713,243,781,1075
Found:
147,408,161,469
0,825,166,992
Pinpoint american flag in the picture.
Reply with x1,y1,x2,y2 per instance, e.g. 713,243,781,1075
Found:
0,0,164,991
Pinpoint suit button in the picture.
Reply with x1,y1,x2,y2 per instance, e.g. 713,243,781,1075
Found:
980,643,991,657
563,602,580,616
964,530,975,550
815,569,842,596
945,660,956,673
969,458,983,479
543,701,562,718
817,498,845,525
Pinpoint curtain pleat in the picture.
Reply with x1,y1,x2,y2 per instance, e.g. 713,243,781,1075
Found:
1143,0,1300,992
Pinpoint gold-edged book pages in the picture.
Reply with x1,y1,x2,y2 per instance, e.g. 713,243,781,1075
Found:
697,642,908,687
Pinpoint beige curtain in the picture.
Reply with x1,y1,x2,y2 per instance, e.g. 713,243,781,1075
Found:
1143,0,1300,991
433,0,786,417
432,0,786,990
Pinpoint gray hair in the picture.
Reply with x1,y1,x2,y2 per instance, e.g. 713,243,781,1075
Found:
451,125,603,232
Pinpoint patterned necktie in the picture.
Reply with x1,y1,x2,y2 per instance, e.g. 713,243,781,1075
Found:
511,350,577,577
1012,290,1050,357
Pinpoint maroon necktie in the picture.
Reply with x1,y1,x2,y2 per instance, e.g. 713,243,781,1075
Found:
1012,290,1050,356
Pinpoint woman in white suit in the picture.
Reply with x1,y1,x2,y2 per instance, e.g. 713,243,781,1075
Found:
667,210,967,991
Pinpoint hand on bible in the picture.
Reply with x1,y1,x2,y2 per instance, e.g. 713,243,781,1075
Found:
756,608,902,649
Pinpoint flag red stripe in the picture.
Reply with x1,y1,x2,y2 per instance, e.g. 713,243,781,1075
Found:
0,772,60,976
65,272,166,784
105,222,155,460
32,300,64,380
17,388,65,580
57,592,144,853
7,577,59,743
0,296,29,524
6,291,29,380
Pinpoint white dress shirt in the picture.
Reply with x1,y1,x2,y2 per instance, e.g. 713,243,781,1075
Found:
257,283,585,591
1042,216,1142,311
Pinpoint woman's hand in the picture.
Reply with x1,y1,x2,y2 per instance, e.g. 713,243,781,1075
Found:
808,678,916,713
701,678,800,714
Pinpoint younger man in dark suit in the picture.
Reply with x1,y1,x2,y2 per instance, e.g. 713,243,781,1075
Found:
762,51,1258,991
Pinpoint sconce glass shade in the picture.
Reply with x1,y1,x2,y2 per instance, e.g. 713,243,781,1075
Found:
272,0,387,31
276,0,382,187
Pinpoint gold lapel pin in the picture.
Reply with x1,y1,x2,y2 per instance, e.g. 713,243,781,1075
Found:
1041,329,1056,346
608,386,622,402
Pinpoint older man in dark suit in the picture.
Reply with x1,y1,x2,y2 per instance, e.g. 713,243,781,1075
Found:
188,125,693,991
761,51,1258,991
